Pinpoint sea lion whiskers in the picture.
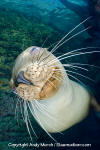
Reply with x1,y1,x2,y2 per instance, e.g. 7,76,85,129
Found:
47,32,61,50
26,101,38,138
40,17,92,63
63,64,89,71
24,100,34,142
15,98,19,123
47,79,57,89
67,73,85,86
54,51,100,63
51,62,100,72
49,26,91,55
48,49,100,66
35,100,68,133
34,100,64,135
51,75,62,82
52,66,93,84
34,100,57,120
14,94,23,124
54,64,94,80
19,99,25,122
52,65,78,72
66,70,95,82
15,95,25,121
47,47,99,66
26,101,39,138
49,17,92,54
67,63,100,69
37,35,50,62
28,100,57,142
34,100,57,142
37,49,45,63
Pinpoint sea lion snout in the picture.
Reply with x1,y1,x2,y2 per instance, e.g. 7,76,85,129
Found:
15,71,33,86
11,47,62,101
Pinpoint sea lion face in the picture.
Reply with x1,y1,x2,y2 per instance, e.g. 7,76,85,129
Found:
10,46,62,101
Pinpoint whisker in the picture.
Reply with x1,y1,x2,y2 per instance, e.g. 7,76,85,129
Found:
47,79,57,89
69,63,100,69
67,73,85,86
63,64,88,71
28,101,57,142
52,67,89,86
51,26,91,54
49,50,100,65
52,68,64,73
41,16,92,62
59,51,100,62
26,101,38,138
35,100,64,135
33,100,57,142
24,101,33,142
70,65,88,71
48,41,58,50
63,65,78,71
51,75,62,82
15,99,18,119
47,33,61,50
35,101,56,120
47,47,99,65
38,35,50,61
19,99,25,122
66,70,94,82
50,64,77,71
15,98,20,125
38,49,45,63
41,35,50,48
50,16,92,54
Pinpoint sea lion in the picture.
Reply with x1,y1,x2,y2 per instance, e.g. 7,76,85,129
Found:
10,46,95,135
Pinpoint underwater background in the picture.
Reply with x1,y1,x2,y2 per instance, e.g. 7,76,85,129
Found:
0,0,100,149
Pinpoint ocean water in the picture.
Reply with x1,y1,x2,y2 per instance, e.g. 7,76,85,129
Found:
0,0,100,149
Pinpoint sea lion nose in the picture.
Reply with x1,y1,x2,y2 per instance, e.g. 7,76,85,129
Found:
15,71,33,86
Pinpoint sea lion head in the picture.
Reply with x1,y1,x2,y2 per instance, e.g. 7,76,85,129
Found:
10,46,63,101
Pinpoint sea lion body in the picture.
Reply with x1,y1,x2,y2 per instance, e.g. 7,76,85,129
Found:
30,78,91,133
10,46,92,133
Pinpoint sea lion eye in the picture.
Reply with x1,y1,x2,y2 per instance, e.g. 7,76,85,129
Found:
30,47,41,54
31,47,36,52
15,71,33,86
